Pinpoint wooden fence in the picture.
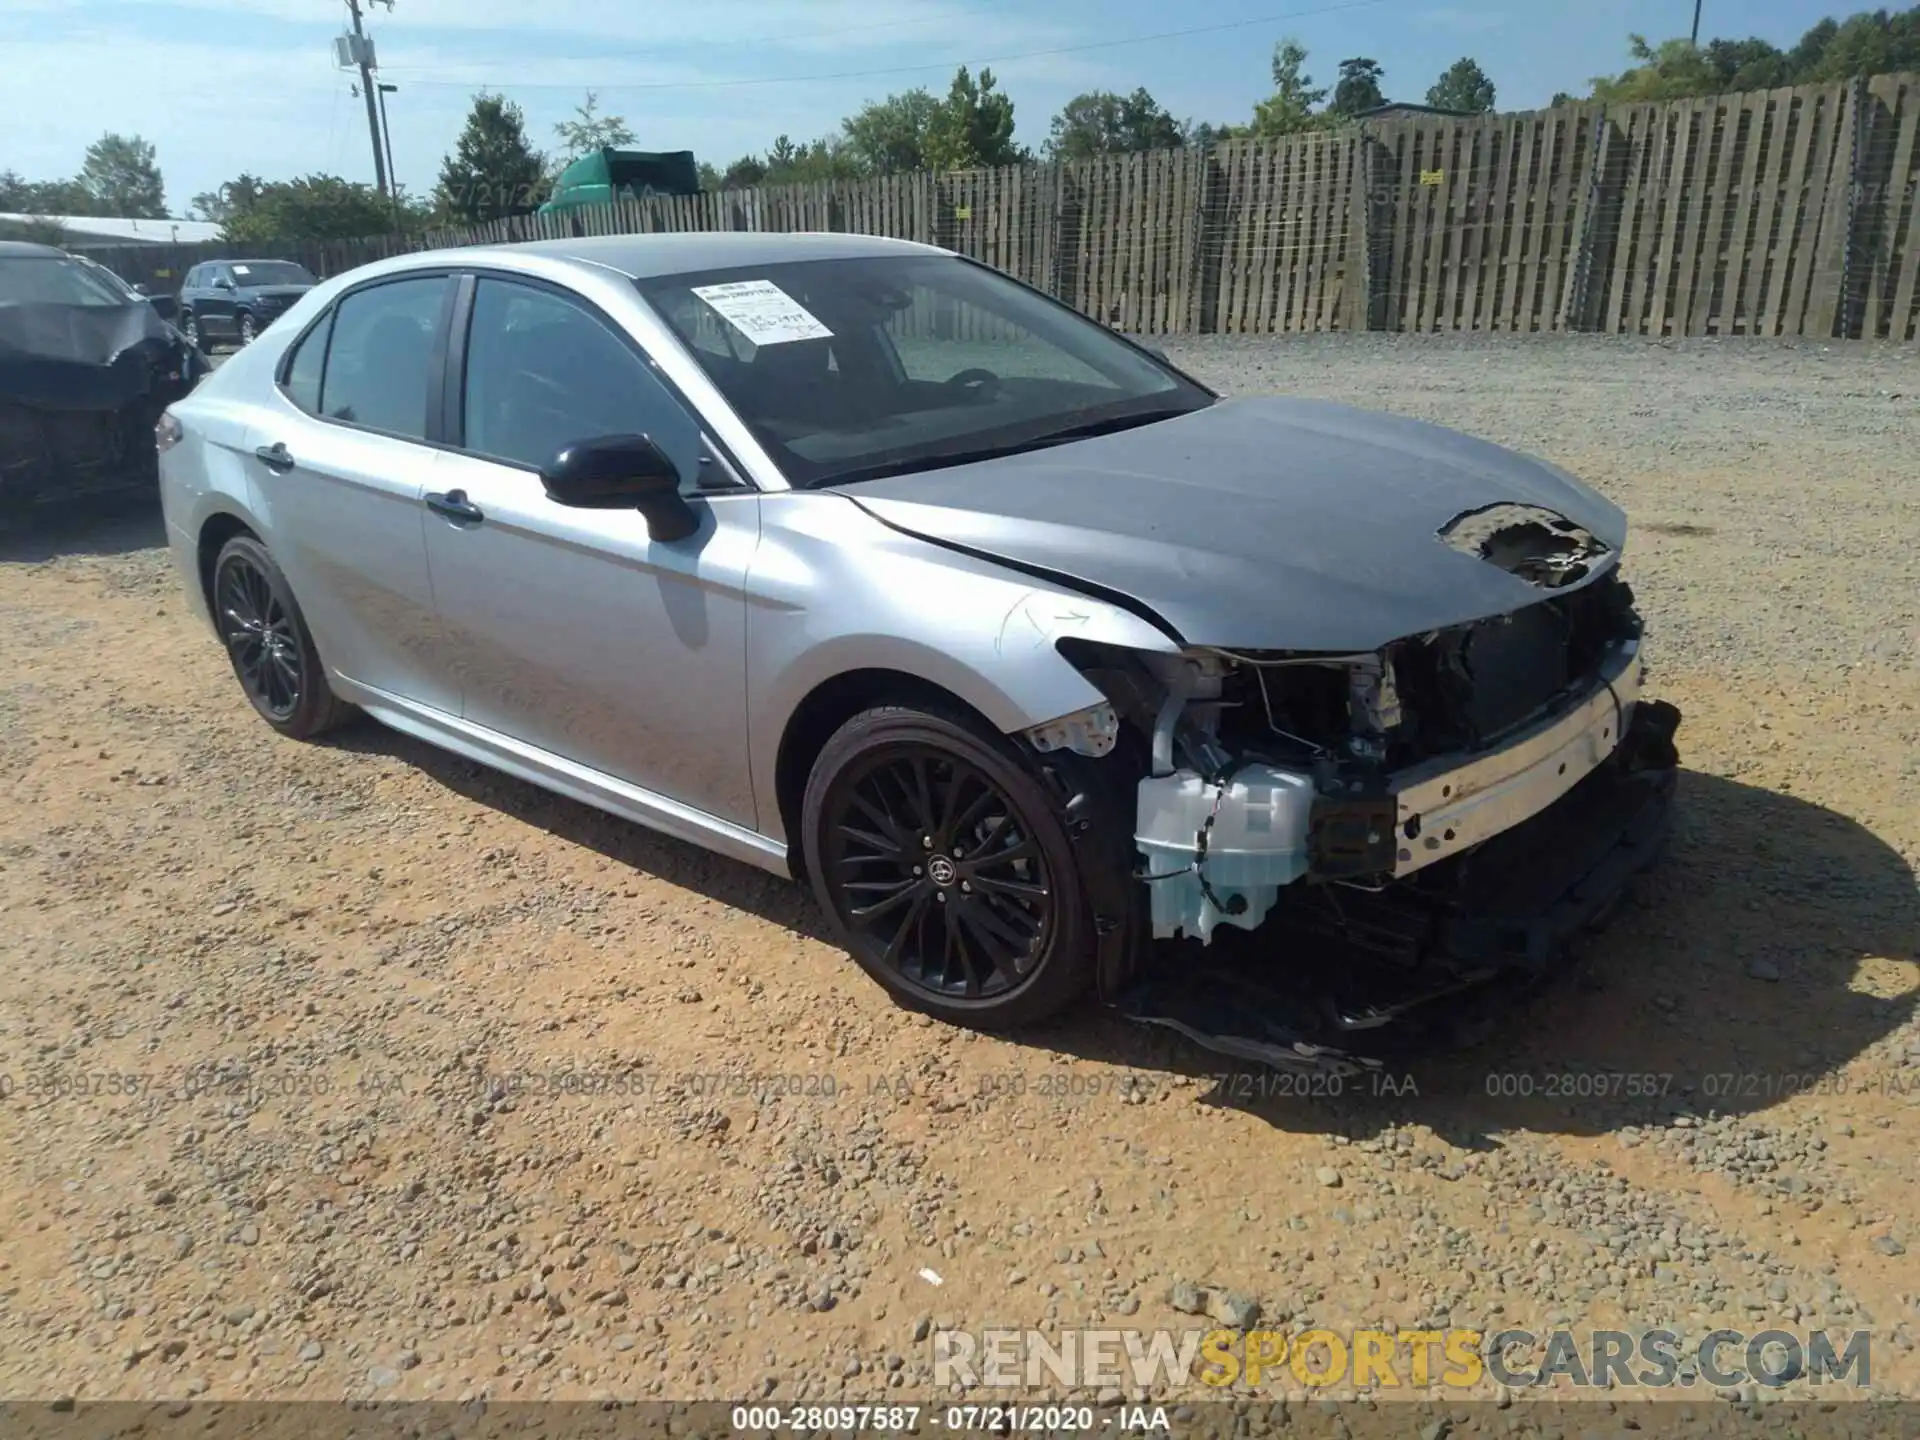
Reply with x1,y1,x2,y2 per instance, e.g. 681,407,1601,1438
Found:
75,73,1920,341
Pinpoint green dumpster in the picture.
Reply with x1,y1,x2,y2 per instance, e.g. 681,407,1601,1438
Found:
539,148,701,214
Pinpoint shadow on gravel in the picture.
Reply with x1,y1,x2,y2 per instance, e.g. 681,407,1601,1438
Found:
0,494,166,563
327,724,1918,1145
1031,767,1919,1144
321,723,842,950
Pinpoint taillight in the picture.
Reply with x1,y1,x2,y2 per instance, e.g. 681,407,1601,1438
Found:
155,411,184,453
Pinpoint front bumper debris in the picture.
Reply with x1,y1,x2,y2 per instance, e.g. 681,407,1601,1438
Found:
1114,697,1682,1074
1386,637,1644,877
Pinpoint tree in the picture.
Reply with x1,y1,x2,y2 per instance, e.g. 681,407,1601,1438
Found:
2,170,84,216
925,66,1025,170
1045,88,1187,161
436,92,547,224
553,91,635,164
220,175,398,244
1427,57,1496,113
0,212,69,245
1579,8,1919,104
1797,7,1920,80
768,136,864,184
1588,35,1724,102
1187,121,1240,148
717,155,769,189
79,133,166,217
1702,37,1794,91
842,88,941,174
1249,39,1328,137
1330,57,1385,116
766,135,803,173
188,173,266,225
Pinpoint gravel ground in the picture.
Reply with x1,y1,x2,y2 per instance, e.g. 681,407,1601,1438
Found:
0,333,1916,1417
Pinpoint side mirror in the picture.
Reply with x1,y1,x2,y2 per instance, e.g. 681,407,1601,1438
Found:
540,434,700,542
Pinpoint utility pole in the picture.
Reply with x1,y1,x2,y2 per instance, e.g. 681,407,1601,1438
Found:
1690,0,1704,45
345,0,388,197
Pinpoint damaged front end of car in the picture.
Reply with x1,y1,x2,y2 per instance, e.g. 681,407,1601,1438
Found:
1034,552,1682,1076
0,292,207,523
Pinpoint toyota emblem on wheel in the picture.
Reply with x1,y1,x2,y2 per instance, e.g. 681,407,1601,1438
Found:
927,855,958,887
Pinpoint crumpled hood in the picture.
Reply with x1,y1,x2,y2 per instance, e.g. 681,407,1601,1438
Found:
839,396,1627,651
0,300,194,412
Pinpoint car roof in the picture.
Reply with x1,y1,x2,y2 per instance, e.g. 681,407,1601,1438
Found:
0,240,69,259
467,230,949,279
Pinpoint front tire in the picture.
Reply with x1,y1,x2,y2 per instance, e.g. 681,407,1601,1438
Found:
801,705,1093,1027
211,535,353,739
181,311,206,352
237,311,258,345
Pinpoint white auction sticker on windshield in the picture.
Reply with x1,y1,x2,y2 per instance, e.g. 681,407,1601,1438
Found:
691,279,833,346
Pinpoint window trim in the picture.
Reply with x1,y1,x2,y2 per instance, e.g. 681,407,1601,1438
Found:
445,267,755,493
270,269,463,447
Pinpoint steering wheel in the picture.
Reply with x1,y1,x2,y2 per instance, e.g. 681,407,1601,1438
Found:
943,367,1003,401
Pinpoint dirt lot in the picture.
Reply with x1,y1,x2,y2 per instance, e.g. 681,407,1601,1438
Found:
1,334,1916,1414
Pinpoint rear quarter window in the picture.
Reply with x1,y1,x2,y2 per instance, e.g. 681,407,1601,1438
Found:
281,309,335,415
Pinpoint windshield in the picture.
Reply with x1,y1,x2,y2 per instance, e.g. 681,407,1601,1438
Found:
637,255,1211,487
0,255,130,308
229,261,315,286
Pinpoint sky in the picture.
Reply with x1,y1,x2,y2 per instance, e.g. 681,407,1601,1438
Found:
0,0,1872,214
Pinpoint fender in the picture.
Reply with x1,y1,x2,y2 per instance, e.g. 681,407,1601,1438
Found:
745,491,1179,846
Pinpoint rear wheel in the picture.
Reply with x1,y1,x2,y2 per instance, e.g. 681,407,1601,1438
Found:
211,535,353,739
801,705,1093,1027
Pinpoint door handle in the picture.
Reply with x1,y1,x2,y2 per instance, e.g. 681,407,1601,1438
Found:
253,442,295,473
425,489,484,524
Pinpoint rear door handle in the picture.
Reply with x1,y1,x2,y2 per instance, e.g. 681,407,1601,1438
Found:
425,489,484,524
253,442,295,473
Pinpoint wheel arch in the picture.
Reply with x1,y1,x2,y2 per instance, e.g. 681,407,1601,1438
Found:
774,667,1001,885
195,510,260,621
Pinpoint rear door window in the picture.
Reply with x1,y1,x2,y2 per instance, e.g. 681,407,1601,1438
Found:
316,276,450,441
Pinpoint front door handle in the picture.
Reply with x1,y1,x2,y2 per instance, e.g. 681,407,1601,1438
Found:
425,489,484,524
253,442,295,473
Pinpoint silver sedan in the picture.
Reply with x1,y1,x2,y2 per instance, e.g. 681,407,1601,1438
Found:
157,233,1681,1066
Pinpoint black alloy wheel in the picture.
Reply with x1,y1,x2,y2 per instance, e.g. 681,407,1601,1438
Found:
210,534,353,739
182,312,203,351
238,311,258,345
216,549,302,720
803,707,1092,1026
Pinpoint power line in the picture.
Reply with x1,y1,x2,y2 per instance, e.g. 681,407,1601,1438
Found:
382,0,1394,93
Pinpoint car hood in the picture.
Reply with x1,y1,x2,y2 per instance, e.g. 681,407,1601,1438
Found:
0,299,196,412
837,396,1627,651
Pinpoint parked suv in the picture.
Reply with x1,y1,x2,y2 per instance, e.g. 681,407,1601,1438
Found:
178,259,317,352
